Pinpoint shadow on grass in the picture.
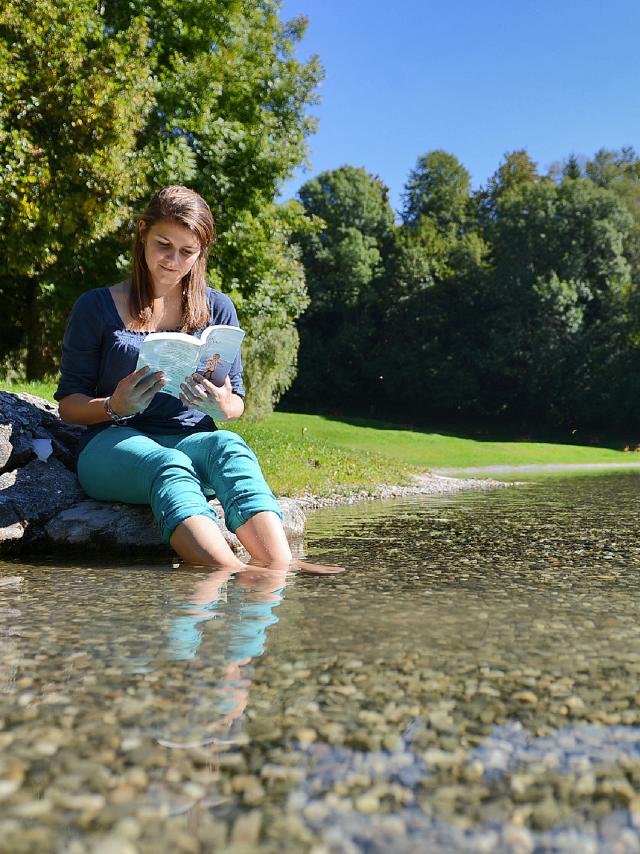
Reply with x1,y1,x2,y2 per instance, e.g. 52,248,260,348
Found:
278,406,637,453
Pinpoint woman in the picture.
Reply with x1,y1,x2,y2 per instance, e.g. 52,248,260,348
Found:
55,185,335,572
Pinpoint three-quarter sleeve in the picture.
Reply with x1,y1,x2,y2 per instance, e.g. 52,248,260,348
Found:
208,290,245,399
54,291,104,401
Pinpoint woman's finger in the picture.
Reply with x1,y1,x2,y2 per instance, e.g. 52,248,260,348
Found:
181,380,202,400
139,384,161,402
179,391,198,405
193,373,217,394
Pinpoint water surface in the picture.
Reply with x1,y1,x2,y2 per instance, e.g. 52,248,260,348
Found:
2,474,640,852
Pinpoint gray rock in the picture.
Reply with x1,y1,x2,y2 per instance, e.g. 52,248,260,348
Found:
45,497,304,556
0,391,84,473
0,470,17,490
0,520,25,543
0,458,85,546
45,499,166,551
2,459,84,523
0,424,13,471
277,497,306,539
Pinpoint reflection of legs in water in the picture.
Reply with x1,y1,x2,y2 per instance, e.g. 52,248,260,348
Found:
158,566,288,748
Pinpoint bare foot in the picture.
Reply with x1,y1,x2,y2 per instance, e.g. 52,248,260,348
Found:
246,557,345,574
291,559,345,575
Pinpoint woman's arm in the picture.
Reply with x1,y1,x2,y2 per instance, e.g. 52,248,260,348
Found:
58,366,166,425
58,393,112,426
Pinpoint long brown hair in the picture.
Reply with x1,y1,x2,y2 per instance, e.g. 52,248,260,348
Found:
129,186,216,332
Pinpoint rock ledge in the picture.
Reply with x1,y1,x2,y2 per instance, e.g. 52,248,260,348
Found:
0,392,303,556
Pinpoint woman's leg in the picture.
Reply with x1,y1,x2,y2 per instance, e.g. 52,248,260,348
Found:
77,427,241,567
175,430,292,565
233,511,292,565
169,516,242,568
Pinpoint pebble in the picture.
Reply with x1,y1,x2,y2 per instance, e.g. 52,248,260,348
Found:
296,728,318,748
0,780,20,800
382,732,403,752
354,793,380,814
34,739,60,756
113,818,142,841
11,799,53,818
91,835,138,854
231,810,263,846
512,691,539,704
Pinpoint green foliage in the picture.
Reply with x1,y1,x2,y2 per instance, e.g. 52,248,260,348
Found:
402,150,471,230
488,149,540,198
0,0,320,412
0,0,155,376
562,154,583,180
287,166,395,407
212,200,310,415
288,146,640,433
295,165,394,309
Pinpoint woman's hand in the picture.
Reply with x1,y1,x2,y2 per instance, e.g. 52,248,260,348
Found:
179,373,243,420
110,366,166,417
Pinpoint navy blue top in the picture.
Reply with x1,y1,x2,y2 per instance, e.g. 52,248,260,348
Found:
54,287,245,454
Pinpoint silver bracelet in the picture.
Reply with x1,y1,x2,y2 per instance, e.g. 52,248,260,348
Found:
103,396,135,424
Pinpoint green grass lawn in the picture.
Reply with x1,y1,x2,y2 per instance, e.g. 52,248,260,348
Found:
4,379,640,496
261,412,637,468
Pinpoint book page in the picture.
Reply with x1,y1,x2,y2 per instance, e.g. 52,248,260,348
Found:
197,326,246,386
136,334,200,398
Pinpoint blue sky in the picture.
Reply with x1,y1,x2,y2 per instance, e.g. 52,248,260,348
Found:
279,0,640,218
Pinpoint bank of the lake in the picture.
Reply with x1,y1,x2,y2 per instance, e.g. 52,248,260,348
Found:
3,380,640,499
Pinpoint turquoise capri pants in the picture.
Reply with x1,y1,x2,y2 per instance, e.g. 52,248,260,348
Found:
77,426,284,545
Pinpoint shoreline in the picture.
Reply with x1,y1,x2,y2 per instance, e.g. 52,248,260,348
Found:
433,461,640,474
290,471,514,512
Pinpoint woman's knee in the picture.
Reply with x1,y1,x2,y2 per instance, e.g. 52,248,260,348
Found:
149,449,213,543
206,429,253,456
150,447,198,482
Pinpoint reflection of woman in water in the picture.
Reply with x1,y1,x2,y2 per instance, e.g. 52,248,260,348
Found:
159,565,288,747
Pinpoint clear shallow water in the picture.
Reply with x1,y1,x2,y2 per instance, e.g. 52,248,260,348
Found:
3,475,640,852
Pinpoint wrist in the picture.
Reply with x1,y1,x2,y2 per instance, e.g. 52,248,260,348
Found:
103,396,135,424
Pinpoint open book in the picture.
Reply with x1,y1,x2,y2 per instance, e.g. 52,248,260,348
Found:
136,324,245,421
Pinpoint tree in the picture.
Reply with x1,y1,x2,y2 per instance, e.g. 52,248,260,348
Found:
376,162,634,429
286,165,394,406
475,177,633,426
475,149,542,233
100,0,322,414
562,153,583,180
488,149,540,198
402,150,471,231
295,166,394,310
0,0,155,377
1,0,321,416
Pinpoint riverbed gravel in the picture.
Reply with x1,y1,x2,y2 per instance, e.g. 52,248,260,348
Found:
2,474,640,852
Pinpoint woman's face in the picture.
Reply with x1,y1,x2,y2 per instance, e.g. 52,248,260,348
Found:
141,219,202,291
